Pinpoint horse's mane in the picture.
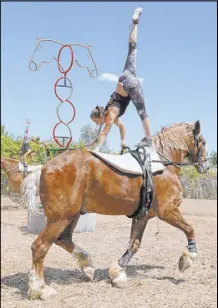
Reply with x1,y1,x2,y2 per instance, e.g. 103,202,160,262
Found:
153,122,194,156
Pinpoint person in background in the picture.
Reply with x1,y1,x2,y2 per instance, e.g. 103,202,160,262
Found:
19,119,33,167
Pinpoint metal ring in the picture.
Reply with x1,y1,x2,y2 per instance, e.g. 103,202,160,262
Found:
57,44,74,74
52,122,72,148
56,100,76,125
54,76,73,102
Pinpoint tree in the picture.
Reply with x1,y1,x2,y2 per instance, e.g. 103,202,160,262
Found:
79,124,111,152
1,125,6,136
209,151,217,167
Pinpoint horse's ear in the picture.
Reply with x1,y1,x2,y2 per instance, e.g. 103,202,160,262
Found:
194,120,201,134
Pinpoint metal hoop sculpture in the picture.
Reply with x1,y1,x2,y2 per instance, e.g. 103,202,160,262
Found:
29,37,101,149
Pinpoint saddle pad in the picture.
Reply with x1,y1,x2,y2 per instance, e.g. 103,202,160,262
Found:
18,162,43,173
90,149,165,175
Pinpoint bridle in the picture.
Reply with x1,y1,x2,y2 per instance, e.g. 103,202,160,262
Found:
190,133,202,164
1,162,19,174
154,132,207,169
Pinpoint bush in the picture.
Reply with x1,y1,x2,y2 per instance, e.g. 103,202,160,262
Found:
180,167,217,200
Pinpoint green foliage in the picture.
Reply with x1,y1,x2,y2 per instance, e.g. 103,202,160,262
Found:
209,151,217,167
1,134,22,159
1,123,114,164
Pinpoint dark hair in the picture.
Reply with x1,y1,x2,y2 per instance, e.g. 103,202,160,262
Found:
90,106,106,119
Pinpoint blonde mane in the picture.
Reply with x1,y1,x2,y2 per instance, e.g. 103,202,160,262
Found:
153,122,194,157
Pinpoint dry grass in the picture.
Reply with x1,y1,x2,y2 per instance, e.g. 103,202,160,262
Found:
181,171,217,200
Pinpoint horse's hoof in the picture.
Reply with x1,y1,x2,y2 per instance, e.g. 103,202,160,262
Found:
28,271,45,300
40,284,57,301
82,266,95,281
108,262,127,288
27,288,41,300
178,251,197,272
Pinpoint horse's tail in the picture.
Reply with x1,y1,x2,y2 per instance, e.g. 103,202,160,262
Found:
19,168,43,216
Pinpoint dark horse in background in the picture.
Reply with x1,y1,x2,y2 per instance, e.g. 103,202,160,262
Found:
25,120,209,300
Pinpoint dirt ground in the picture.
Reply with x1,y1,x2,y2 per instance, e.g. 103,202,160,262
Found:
1,197,217,308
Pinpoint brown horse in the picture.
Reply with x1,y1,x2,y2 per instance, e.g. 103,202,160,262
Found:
1,158,42,197
1,158,24,194
27,121,209,300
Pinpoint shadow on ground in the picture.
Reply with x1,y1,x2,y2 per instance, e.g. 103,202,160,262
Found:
1,262,184,299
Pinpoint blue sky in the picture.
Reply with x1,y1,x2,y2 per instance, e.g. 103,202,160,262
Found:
2,2,217,153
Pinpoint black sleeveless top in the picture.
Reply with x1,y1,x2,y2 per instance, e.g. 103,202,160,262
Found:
105,92,130,118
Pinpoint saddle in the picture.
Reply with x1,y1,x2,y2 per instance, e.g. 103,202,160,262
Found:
89,147,165,220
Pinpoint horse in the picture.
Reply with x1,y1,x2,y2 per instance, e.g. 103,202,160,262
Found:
27,120,209,300
1,158,42,201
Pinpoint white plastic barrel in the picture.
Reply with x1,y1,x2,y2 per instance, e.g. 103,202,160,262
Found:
27,208,96,234
74,214,96,232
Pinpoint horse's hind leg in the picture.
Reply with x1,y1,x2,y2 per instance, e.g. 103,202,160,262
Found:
158,206,197,272
109,214,151,287
55,213,95,281
28,218,72,300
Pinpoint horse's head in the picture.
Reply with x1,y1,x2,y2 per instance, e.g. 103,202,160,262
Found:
1,157,19,173
29,37,54,71
187,120,209,174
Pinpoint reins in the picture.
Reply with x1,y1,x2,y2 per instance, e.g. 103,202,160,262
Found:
154,152,201,169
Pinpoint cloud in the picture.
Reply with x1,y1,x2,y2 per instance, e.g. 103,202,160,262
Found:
98,73,119,83
138,78,144,85
98,73,144,85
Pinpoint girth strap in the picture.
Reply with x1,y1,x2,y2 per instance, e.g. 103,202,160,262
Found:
125,147,154,220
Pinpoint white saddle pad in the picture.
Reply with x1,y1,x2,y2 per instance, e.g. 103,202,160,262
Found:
18,162,43,173
90,149,165,175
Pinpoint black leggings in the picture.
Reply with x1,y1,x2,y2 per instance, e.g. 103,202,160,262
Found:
119,42,147,121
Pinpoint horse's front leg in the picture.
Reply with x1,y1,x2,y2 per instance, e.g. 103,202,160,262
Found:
109,215,150,287
158,206,197,272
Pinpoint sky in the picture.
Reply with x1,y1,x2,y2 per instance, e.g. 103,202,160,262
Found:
1,2,217,154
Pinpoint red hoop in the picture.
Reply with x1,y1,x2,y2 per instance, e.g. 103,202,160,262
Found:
56,100,76,125
57,45,74,75
52,122,72,148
